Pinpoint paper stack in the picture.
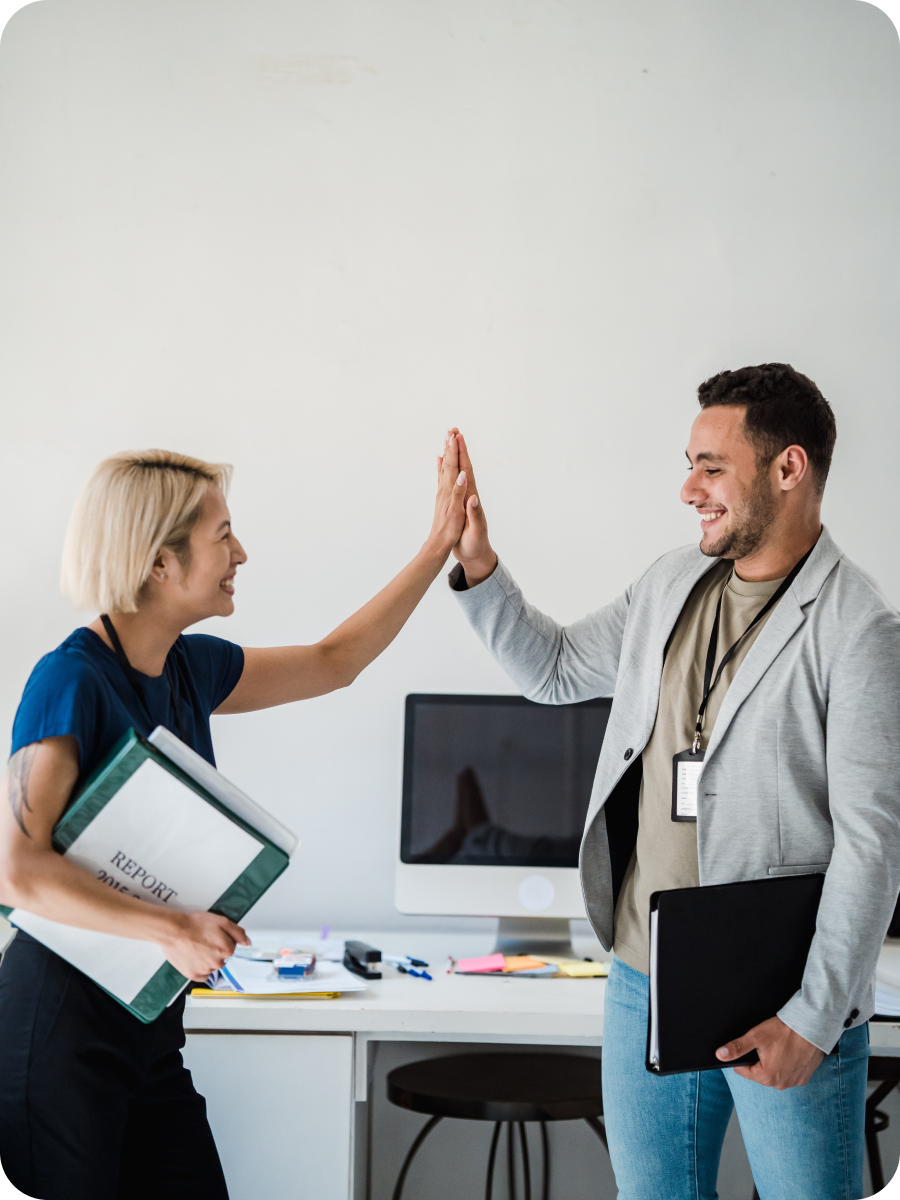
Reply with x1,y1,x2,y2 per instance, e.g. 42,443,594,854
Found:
875,940,900,1017
191,955,368,1000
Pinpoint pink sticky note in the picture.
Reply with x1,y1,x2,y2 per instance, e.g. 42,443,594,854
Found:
456,953,506,973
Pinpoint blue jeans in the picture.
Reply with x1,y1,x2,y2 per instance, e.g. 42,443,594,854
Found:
601,957,868,1200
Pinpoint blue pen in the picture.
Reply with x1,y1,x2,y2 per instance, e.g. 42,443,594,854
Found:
220,964,244,993
384,954,430,969
395,964,432,980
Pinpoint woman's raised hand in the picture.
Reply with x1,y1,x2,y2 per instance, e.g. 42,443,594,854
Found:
213,428,500,714
446,429,497,586
427,432,470,556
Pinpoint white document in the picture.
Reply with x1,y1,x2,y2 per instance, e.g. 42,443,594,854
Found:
205,957,369,995
148,726,298,857
9,916,170,1006
874,987,900,1017
648,908,660,1068
875,942,900,1015
11,759,264,1004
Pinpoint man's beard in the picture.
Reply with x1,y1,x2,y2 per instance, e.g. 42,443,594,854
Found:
700,472,776,560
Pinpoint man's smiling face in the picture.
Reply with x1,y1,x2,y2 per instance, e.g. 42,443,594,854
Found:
681,404,778,560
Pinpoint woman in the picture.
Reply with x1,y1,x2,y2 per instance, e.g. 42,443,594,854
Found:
0,435,478,1200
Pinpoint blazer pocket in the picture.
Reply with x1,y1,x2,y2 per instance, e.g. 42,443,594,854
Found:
768,862,830,877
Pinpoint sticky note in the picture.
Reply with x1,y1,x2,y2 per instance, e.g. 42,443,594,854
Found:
542,957,610,977
502,956,549,972
456,953,506,973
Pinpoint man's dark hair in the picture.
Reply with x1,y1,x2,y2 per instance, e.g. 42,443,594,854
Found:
697,363,836,492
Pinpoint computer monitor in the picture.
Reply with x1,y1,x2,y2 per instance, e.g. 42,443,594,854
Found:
395,694,612,951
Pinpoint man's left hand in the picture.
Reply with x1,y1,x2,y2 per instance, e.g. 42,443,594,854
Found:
716,1016,824,1089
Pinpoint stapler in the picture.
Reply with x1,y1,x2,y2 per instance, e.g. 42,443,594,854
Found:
343,940,382,980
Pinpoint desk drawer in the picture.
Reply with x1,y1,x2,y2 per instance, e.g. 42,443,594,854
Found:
184,1032,354,1200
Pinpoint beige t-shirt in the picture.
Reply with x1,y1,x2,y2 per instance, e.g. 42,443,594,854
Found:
613,561,786,974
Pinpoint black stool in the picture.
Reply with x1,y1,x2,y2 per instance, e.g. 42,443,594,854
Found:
865,1056,900,1194
386,1051,608,1199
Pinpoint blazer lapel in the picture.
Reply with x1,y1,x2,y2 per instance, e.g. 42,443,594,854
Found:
657,554,722,641
702,592,806,763
641,553,724,733
701,527,841,762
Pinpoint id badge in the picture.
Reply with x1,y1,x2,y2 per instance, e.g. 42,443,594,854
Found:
671,749,704,823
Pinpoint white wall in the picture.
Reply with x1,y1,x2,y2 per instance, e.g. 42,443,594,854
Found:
0,0,898,932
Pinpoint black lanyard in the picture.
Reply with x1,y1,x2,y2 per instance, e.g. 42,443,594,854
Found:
100,614,187,742
690,547,813,754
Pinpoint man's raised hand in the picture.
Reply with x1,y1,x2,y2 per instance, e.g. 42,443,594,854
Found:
444,428,497,586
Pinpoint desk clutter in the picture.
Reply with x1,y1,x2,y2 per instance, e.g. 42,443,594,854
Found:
191,941,367,1000
454,953,609,978
343,939,434,980
187,935,610,1000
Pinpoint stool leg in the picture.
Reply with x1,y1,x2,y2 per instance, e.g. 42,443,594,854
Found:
508,1122,517,1200
391,1114,443,1200
540,1121,549,1200
518,1123,532,1200
866,1110,885,1194
485,1122,503,1200
866,1079,897,1195
584,1115,609,1155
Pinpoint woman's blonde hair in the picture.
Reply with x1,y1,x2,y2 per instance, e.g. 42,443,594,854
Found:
61,450,233,614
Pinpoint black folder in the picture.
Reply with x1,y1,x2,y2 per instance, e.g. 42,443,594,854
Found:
646,873,825,1076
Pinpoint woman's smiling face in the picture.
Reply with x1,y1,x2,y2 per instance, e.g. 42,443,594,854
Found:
154,486,248,623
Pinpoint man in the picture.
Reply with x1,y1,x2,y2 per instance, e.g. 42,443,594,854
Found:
445,364,900,1199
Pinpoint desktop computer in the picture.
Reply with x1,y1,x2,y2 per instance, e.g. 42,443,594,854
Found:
395,693,612,955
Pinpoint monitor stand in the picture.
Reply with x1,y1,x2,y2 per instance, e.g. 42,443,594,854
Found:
491,917,577,960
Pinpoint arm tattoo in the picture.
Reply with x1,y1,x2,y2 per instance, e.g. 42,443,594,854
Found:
7,744,38,839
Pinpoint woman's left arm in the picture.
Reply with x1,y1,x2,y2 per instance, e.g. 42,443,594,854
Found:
216,434,474,714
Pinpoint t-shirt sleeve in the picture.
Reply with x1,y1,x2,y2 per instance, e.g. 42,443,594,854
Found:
10,652,104,770
180,634,245,714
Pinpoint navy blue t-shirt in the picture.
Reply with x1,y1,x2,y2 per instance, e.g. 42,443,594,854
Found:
11,628,244,793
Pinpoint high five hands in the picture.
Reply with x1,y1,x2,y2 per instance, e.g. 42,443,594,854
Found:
436,428,498,586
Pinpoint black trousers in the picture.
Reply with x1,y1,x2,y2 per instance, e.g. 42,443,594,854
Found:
0,932,228,1200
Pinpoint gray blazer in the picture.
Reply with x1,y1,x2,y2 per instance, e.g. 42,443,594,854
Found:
453,527,900,1052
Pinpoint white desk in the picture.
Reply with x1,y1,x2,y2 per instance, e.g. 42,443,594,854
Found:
181,930,900,1200
182,928,607,1199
